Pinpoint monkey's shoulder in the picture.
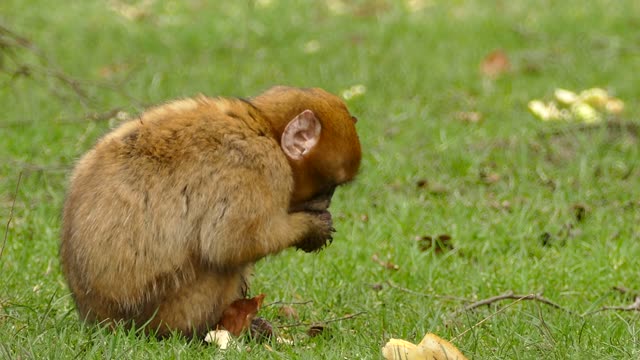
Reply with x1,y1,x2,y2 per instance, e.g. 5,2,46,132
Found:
77,96,285,181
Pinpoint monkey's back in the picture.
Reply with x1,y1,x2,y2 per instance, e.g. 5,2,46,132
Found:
60,96,291,333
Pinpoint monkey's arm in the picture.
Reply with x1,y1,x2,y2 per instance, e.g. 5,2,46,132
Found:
187,137,333,268
195,174,333,267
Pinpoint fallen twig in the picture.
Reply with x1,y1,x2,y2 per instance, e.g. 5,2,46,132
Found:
612,285,638,296
450,290,574,318
276,311,366,329
263,300,313,308
536,119,640,140
450,295,529,342
583,296,640,316
1,171,23,261
1,24,143,109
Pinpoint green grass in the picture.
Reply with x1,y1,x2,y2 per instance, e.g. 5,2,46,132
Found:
1,0,639,358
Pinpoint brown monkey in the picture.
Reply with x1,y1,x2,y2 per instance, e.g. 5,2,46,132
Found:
60,86,361,338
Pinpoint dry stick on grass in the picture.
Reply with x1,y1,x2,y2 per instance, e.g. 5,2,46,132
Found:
450,295,529,343
583,296,640,316
450,290,574,318
1,171,23,261
276,311,366,329
536,119,640,140
612,285,638,296
263,300,314,308
450,291,573,343
0,24,144,109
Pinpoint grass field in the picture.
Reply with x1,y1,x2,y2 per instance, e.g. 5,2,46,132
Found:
1,1,639,358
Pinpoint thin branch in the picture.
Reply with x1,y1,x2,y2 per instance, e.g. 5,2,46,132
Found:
450,290,575,318
450,295,529,342
583,296,640,316
263,300,313,308
1,24,143,109
276,311,366,329
2,160,68,173
1,171,23,261
612,286,638,296
536,119,640,139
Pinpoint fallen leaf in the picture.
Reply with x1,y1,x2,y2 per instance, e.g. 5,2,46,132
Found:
278,305,299,320
480,49,511,78
341,84,367,100
371,283,384,291
249,317,274,340
98,63,130,79
218,294,266,336
415,179,449,194
605,98,624,114
572,203,589,222
307,324,326,337
488,199,512,211
539,232,553,247
276,336,294,345
372,254,400,271
416,235,454,254
479,170,501,184
454,111,483,124
303,40,321,54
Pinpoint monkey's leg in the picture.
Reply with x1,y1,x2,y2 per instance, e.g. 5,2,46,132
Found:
143,266,249,338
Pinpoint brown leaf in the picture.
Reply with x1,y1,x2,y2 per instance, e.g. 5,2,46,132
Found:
372,254,399,271
455,111,483,123
416,234,454,254
480,170,501,184
218,294,266,336
98,63,130,79
489,199,512,211
572,203,589,222
371,283,384,291
480,49,511,78
415,179,449,194
307,324,326,337
250,317,274,340
278,305,299,320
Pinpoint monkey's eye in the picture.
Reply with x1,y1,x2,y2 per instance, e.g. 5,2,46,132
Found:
351,116,358,123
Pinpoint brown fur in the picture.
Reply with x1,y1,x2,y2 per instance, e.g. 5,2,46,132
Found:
60,86,361,338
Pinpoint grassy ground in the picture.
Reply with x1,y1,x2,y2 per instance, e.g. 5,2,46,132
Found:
1,0,639,358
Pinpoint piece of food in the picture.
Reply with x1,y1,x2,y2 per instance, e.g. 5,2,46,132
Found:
382,333,468,360
204,329,236,350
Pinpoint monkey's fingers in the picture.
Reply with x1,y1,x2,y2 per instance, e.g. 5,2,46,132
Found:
296,236,333,253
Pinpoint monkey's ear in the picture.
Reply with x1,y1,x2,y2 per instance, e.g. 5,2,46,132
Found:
281,110,321,160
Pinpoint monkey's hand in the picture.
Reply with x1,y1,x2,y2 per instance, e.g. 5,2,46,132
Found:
295,210,335,252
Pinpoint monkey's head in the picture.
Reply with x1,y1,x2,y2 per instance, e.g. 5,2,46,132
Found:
251,86,362,212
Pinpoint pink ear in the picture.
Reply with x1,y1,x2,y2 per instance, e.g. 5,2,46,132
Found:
281,110,321,160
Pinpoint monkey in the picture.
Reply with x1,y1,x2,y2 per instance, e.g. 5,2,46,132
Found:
59,86,361,339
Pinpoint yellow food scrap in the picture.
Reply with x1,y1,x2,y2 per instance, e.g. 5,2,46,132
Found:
529,87,624,123
382,333,468,360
